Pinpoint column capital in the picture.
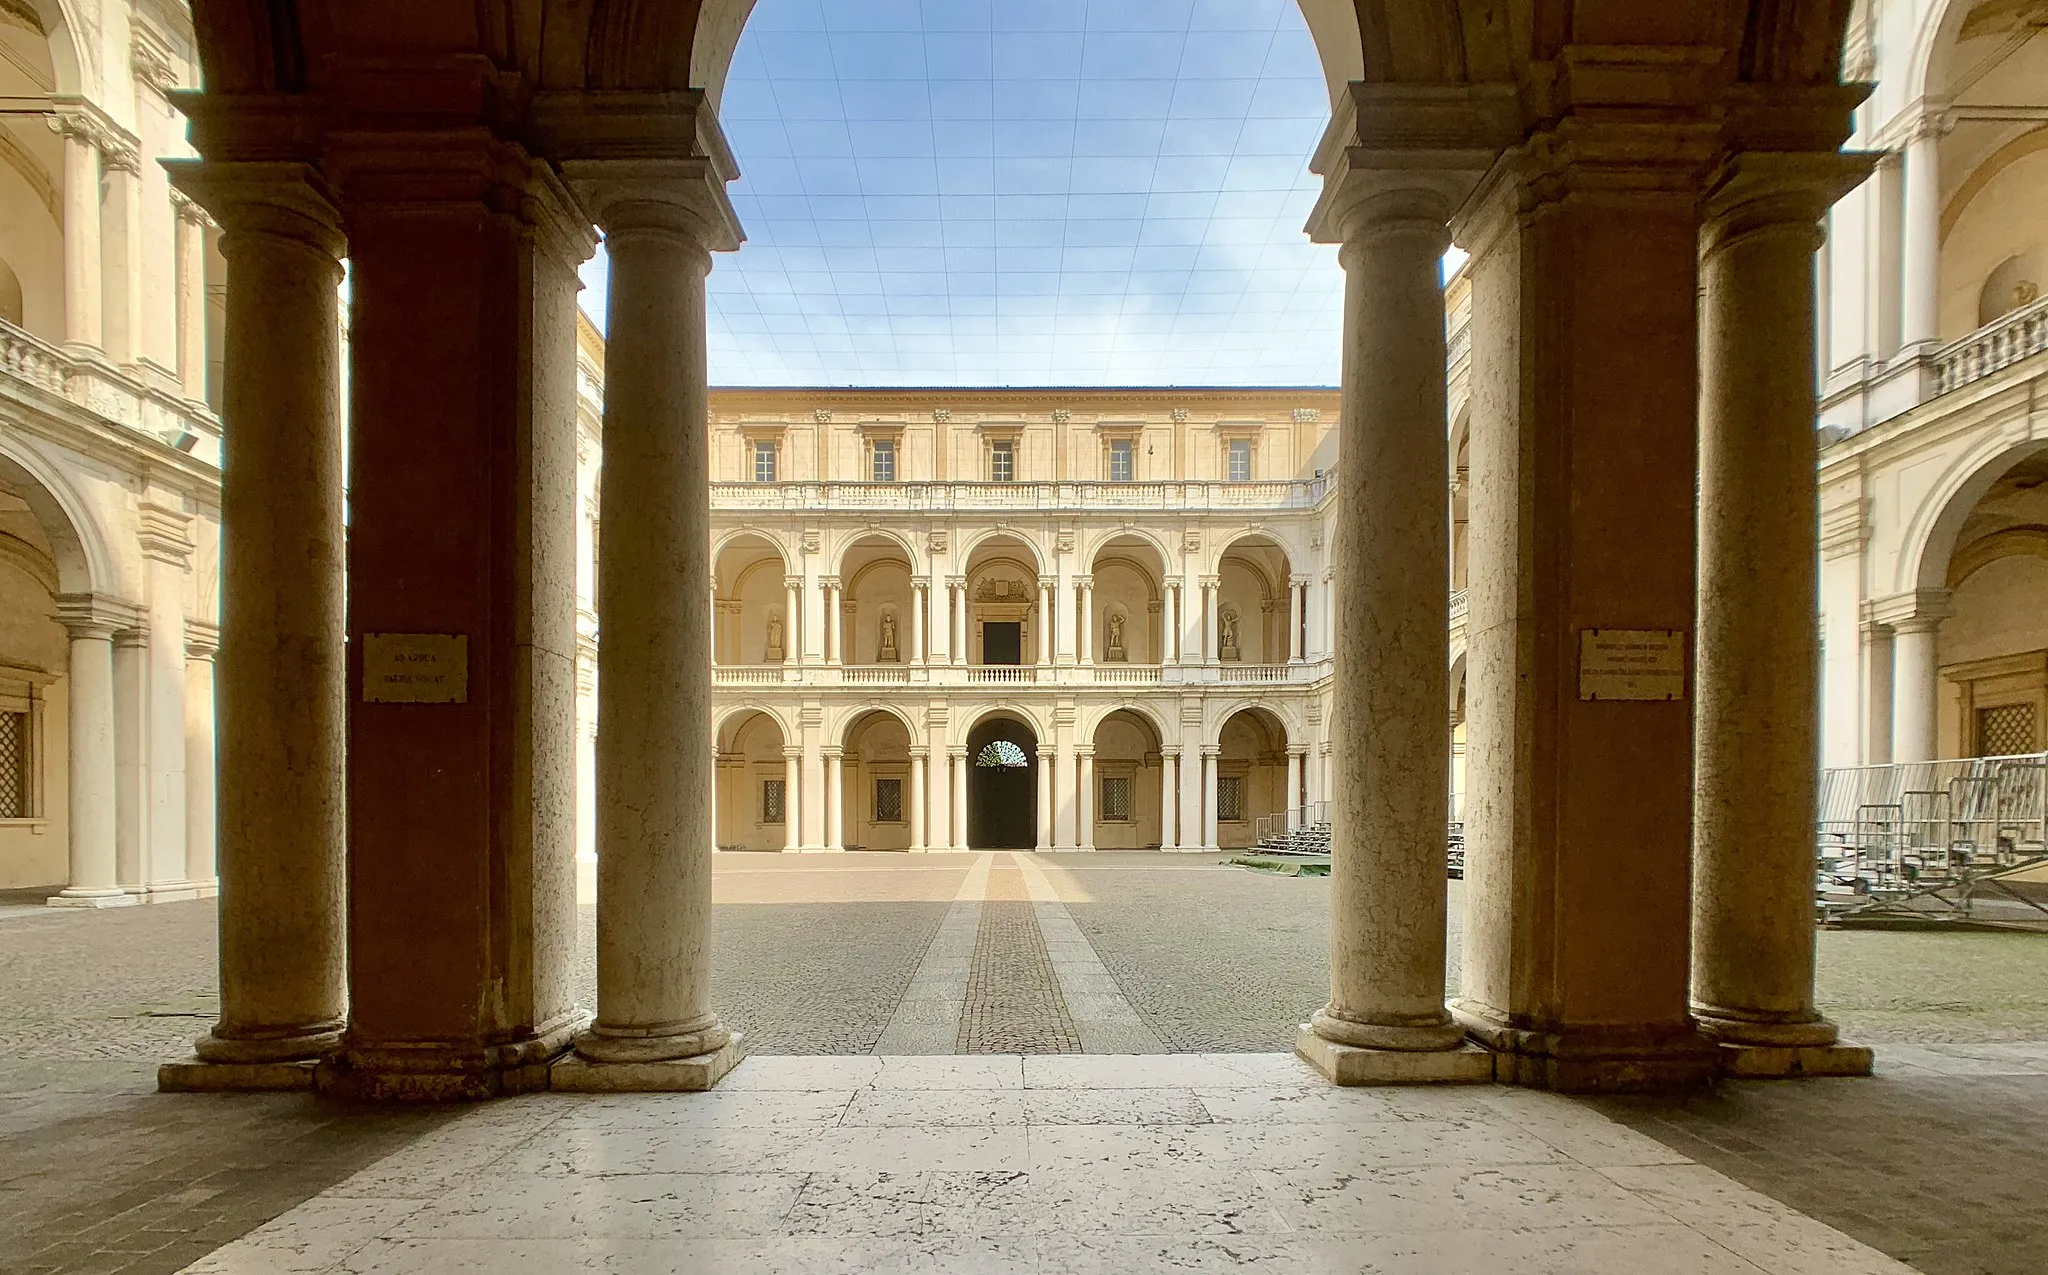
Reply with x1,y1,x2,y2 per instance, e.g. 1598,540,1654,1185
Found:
1074,745,1095,759
164,159,346,260
820,574,842,591
138,501,194,567
185,620,221,660
1701,149,1876,258
113,625,149,650
783,746,803,760
47,96,136,157
784,574,803,590
1159,746,1182,760
947,745,969,758
1198,574,1219,589
1289,574,1311,588
822,745,845,760
532,91,742,251
1287,746,1310,759
53,592,138,640
909,746,930,759
1074,574,1093,590
911,576,931,591
1305,82,1516,245
1869,589,1951,630
1200,744,1221,759
946,574,967,590
1037,575,1056,591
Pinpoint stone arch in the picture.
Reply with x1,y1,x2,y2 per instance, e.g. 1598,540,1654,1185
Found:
1215,706,1291,850
11,1,87,97
0,437,109,595
712,701,793,743
1949,525,2048,589
957,527,1044,576
1088,535,1167,667
839,533,915,667
964,709,1039,851
1215,533,1293,665
835,701,918,750
831,525,919,578
841,707,915,851
1090,706,1165,851
713,707,789,851
712,531,788,665
1904,436,2048,594
962,534,1045,667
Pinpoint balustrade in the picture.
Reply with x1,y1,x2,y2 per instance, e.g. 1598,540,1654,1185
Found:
709,474,1330,513
0,317,222,464
1933,296,2048,396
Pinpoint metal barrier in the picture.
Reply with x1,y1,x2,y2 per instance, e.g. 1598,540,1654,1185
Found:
1817,753,2048,925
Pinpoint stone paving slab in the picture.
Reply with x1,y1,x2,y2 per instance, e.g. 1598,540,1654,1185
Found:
173,1054,1917,1275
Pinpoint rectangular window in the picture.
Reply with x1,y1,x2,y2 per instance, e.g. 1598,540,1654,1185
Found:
752,439,778,482
875,777,904,823
1100,775,1131,822
989,440,1015,482
1217,775,1245,823
1226,439,1252,483
1977,704,2037,757
871,438,897,482
0,711,26,819
762,778,786,825
1107,438,1134,482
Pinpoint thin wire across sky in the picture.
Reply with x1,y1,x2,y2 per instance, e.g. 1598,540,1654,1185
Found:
577,0,1343,387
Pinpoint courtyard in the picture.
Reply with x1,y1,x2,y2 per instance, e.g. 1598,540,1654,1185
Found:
3,854,2046,1274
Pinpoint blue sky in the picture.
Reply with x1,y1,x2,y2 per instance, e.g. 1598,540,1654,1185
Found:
576,0,1342,386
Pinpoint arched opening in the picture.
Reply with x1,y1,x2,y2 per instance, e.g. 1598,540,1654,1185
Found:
0,6,64,341
712,533,788,665
714,710,788,851
963,535,1042,668
1088,537,1165,667
1090,709,1163,850
1216,536,1292,665
967,714,1037,850
842,709,913,851
840,535,915,668
1933,448,2048,757
1216,707,1288,850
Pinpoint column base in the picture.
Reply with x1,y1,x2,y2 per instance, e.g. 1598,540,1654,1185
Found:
1452,1000,1720,1094
142,880,218,903
1716,1040,1874,1079
45,888,137,909
159,1058,318,1092
551,1033,745,1092
316,1012,585,1102
1295,1025,1495,1086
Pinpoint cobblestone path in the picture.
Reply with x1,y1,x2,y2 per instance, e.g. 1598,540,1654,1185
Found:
955,862,1080,1053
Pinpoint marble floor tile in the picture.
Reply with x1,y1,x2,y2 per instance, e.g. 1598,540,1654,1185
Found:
719,1055,887,1091
839,1088,1029,1127
554,1089,857,1130
386,1170,803,1240
178,1197,424,1273
1264,1162,1672,1236
1303,1222,1772,1275
1599,1163,1920,1274
1022,1051,1311,1090
869,1055,1024,1090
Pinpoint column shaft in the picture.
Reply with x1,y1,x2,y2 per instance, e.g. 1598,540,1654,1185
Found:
1158,752,1177,850
1899,131,1941,354
783,749,801,851
826,751,844,850
1286,751,1303,818
1202,584,1219,662
1892,620,1941,764
52,613,122,903
951,750,968,849
1310,193,1460,1054
60,126,103,349
144,541,189,888
1036,581,1052,666
170,165,347,1063
1035,751,1053,851
909,751,926,851
578,199,727,1065
1162,585,1178,664
1200,751,1218,851
951,583,967,666
783,579,800,666
1078,584,1093,664
1077,752,1094,851
1693,158,1856,1049
1288,583,1304,661
911,585,927,665
176,209,209,399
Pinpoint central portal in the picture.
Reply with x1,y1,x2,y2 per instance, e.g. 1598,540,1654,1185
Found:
967,717,1038,850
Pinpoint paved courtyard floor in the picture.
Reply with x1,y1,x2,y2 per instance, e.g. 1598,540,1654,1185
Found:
2,852,2045,1273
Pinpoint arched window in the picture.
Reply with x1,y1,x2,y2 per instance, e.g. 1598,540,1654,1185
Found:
976,740,1028,768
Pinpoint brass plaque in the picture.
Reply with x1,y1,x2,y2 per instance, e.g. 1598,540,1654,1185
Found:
1578,629,1685,702
362,633,469,704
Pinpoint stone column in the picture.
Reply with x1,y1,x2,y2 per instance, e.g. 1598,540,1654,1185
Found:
1158,747,1178,850
950,578,968,666
1300,164,1468,1075
174,196,211,400
950,746,969,850
782,746,801,851
909,746,927,851
158,160,348,1074
1892,613,1945,764
562,150,737,1082
1899,126,1942,360
140,501,190,893
1288,577,1305,661
1161,582,1179,664
183,629,218,890
800,736,826,852
112,628,146,893
1286,748,1304,818
54,112,103,351
104,148,146,367
825,747,845,851
1052,730,1074,849
1201,577,1219,663
1692,152,1872,1075
911,578,928,665
1200,747,1219,852
1033,749,1053,852
1076,747,1095,851
1036,576,1054,667
50,596,127,906
824,578,843,665
1077,577,1094,665
783,576,801,667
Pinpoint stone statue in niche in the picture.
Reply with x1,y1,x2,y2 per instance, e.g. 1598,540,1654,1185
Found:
2017,280,2041,310
1219,605,1241,662
878,610,900,662
765,611,785,663
1104,609,1127,662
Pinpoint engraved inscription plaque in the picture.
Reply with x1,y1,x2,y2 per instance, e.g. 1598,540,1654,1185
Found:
1578,629,1685,702
363,633,469,704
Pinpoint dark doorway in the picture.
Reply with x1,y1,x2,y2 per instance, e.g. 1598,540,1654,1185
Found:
982,621,1022,665
967,717,1037,849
